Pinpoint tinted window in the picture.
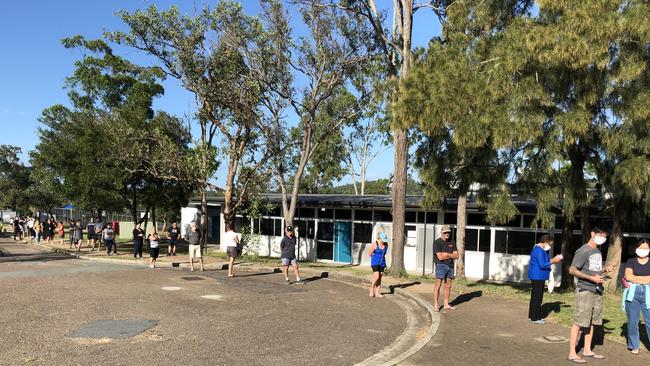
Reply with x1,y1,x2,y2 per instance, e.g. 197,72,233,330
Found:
261,219,274,236
523,215,536,228
467,213,487,226
298,208,315,218
426,212,438,224
406,211,417,223
479,229,491,252
317,222,334,241
507,230,535,255
253,219,260,234
274,219,282,236
319,209,334,220
494,230,507,253
464,228,478,251
444,213,457,224
354,209,372,221
373,210,392,222
335,209,351,220
354,223,373,243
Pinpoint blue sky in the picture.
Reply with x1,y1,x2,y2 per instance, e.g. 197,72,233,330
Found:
0,1,441,187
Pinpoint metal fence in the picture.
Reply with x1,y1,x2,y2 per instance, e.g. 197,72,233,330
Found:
49,208,139,224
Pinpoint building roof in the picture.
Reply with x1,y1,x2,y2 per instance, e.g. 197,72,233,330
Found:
193,193,540,213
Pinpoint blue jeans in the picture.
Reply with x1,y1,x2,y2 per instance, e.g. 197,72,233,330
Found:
625,285,650,350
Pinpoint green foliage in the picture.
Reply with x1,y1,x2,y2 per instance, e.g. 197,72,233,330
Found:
0,145,31,212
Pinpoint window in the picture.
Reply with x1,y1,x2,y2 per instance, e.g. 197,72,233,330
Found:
295,220,315,239
494,231,507,253
479,229,491,252
354,223,373,243
426,212,438,224
319,209,334,220
317,222,334,241
253,219,260,234
467,213,488,226
506,230,535,255
373,210,392,222
464,229,478,251
298,208,315,218
234,216,249,233
261,219,274,236
444,213,457,224
523,215,536,228
335,209,351,220
354,209,372,221
494,215,521,228
406,211,417,223
274,219,282,236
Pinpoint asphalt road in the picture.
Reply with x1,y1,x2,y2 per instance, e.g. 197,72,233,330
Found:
0,237,407,365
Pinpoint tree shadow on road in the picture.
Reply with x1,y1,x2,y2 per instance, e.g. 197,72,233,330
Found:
450,291,482,306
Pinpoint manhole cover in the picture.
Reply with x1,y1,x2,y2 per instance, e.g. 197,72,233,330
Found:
181,276,205,281
68,319,158,339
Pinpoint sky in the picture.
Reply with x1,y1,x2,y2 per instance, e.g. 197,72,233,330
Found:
0,0,441,187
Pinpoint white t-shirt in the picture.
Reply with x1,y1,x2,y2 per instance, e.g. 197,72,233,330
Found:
224,230,239,248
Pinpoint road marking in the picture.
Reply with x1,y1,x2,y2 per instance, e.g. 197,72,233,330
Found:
201,294,223,300
161,286,182,291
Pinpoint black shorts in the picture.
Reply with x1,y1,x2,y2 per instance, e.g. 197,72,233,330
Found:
87,233,94,240
371,265,385,273
227,246,239,258
149,247,160,259
169,238,177,246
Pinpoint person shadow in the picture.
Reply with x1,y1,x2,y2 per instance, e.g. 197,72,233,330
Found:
449,291,482,306
541,301,570,318
620,322,650,351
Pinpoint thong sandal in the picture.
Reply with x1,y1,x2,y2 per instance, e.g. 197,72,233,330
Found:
567,356,587,364
583,352,604,359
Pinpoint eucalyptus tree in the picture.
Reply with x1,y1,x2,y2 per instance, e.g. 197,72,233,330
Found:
108,2,273,239
246,0,378,228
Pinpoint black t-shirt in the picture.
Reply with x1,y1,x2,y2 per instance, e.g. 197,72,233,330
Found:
168,226,179,240
133,228,144,245
626,257,650,276
433,238,457,266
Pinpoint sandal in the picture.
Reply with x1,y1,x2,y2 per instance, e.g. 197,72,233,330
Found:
583,352,604,359
567,356,587,364
631,349,639,355
444,306,457,310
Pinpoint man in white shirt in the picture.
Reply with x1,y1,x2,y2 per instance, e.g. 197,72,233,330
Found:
224,224,240,277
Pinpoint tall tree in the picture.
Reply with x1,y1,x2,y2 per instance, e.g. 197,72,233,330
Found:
250,0,377,228
0,145,31,213
109,3,272,242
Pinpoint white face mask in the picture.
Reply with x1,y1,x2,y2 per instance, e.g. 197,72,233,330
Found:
636,248,650,258
594,236,607,245
542,244,551,251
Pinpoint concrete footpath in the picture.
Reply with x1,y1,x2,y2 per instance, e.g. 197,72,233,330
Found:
10,236,650,365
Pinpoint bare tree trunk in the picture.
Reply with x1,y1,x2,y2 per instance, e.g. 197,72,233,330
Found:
560,215,576,289
389,0,413,276
604,199,628,292
580,206,591,244
455,193,467,279
200,183,208,254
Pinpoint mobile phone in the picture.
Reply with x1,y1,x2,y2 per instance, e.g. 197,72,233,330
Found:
602,275,611,281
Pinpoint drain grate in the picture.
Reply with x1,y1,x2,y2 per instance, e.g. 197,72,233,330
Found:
181,276,205,281
68,319,157,339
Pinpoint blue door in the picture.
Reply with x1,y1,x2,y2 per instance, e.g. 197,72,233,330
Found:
334,222,352,263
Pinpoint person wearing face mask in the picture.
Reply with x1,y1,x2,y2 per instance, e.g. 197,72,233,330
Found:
567,226,616,364
527,234,563,324
622,239,650,355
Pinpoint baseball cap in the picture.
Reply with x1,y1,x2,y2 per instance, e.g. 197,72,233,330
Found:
441,225,452,233
285,226,294,232
378,232,388,242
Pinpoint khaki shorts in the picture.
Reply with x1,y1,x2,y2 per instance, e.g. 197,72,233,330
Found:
188,244,202,258
573,290,603,328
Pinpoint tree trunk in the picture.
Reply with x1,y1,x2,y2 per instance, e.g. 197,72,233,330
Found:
200,183,208,254
580,206,591,244
388,0,413,277
560,215,576,289
152,205,157,233
455,193,467,279
604,199,628,292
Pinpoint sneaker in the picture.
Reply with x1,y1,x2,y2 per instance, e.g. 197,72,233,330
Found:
533,319,546,324
295,280,304,284
172,253,177,256
285,278,290,284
